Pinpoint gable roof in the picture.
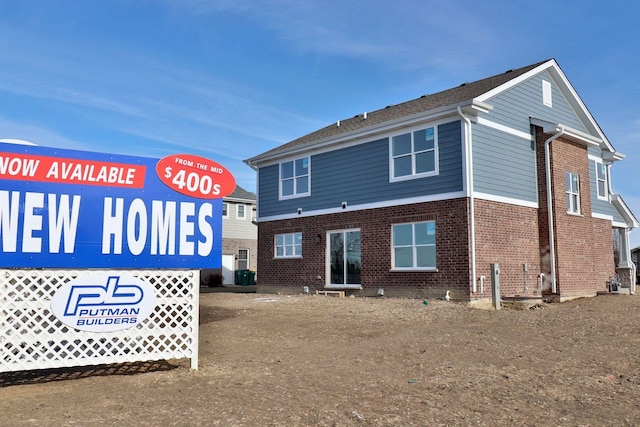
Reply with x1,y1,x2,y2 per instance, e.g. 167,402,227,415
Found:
246,58,618,167
225,185,256,202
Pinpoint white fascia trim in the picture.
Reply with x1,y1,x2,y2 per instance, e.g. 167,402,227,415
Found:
256,191,467,222
603,151,625,162
475,60,557,103
612,194,640,228
224,197,256,203
473,192,538,208
530,118,601,147
476,117,533,141
476,59,617,154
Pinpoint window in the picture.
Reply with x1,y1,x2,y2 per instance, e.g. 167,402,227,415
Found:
595,161,608,200
280,157,310,199
238,249,249,270
275,232,302,258
565,172,580,214
542,80,552,107
237,204,246,219
391,127,437,181
222,203,228,218
392,221,436,269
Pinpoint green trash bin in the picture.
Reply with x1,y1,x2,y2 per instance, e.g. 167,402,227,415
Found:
248,271,256,286
235,269,249,286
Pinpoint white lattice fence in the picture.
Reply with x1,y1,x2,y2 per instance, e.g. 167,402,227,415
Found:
0,269,199,373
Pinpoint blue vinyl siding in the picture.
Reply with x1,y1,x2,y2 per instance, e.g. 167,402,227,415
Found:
472,123,538,203
258,121,463,217
588,145,601,157
486,71,586,135
589,158,618,218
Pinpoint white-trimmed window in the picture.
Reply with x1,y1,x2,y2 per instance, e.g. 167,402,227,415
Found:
595,161,608,200
237,204,246,219
390,127,438,181
238,249,249,270
222,203,228,218
392,221,436,269
565,172,580,214
280,157,310,199
275,232,302,258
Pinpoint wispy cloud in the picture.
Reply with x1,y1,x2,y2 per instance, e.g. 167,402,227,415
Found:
169,0,500,73
0,22,323,161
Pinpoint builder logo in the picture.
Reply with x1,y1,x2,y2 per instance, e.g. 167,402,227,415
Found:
51,274,156,332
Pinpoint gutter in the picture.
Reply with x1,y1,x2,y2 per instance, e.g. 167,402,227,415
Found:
457,107,478,295
544,127,565,294
246,100,493,168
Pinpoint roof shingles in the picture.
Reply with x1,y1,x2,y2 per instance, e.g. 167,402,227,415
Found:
253,60,549,160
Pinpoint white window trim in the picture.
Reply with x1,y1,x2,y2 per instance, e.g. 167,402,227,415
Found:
389,124,439,183
390,221,437,271
595,161,608,201
238,249,249,270
237,204,246,219
222,202,229,218
274,232,303,259
565,172,581,215
279,156,311,200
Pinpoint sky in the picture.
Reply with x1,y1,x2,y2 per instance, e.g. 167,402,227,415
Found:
1,1,639,246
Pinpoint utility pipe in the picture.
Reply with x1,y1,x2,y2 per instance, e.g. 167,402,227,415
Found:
457,107,477,294
545,127,564,294
631,255,637,295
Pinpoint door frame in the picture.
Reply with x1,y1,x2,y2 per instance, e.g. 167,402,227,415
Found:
324,228,362,290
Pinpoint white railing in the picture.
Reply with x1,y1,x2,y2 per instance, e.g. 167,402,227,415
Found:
1,269,199,373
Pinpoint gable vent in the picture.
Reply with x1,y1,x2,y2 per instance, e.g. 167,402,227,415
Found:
542,80,552,107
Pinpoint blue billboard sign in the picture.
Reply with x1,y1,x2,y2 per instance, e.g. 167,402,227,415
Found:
0,143,234,268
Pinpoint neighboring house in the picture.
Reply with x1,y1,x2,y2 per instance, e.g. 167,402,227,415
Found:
245,59,638,302
201,185,257,286
632,246,640,283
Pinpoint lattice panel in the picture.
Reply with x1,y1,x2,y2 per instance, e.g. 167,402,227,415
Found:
1,269,199,373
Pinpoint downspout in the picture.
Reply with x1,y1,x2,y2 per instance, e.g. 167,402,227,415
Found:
457,107,477,294
544,127,565,294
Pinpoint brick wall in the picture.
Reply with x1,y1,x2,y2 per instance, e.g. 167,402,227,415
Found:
257,198,471,299
222,238,258,271
473,199,541,298
536,127,615,297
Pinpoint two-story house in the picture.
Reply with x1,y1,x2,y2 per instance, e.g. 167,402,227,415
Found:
201,185,257,286
245,59,638,302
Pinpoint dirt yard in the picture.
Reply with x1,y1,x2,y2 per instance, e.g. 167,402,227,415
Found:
2,292,640,426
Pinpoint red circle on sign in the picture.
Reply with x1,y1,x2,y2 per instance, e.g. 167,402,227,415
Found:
156,154,236,199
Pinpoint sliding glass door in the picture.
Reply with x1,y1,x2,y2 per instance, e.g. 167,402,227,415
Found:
327,229,361,287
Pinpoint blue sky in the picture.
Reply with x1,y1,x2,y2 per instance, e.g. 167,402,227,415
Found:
1,1,639,245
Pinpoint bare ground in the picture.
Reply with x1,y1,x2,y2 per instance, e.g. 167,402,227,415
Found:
2,292,640,426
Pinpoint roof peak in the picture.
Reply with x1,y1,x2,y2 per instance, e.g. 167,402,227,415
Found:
247,59,554,163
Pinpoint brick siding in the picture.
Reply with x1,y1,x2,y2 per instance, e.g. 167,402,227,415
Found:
257,199,471,299
473,199,541,298
536,127,615,297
